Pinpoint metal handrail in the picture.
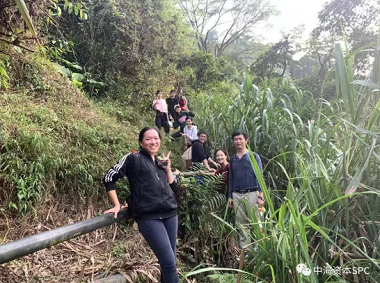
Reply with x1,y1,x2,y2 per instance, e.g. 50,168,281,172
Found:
0,209,130,264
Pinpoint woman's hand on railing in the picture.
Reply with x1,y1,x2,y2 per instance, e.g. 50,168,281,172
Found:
104,205,121,218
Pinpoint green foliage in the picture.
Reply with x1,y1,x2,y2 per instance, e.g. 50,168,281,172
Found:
51,60,105,90
171,160,237,267
0,56,9,89
251,38,295,80
313,0,379,50
223,36,268,72
178,171,225,240
46,0,195,98
186,41,380,282
61,0,88,19
0,56,139,213
297,0,380,101
177,52,239,92
206,272,253,283
251,27,303,82
196,76,316,190
112,245,126,259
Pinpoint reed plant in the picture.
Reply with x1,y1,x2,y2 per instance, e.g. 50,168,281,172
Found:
187,37,380,283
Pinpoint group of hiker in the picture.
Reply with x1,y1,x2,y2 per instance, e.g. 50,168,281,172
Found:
152,89,194,142
152,89,223,172
102,89,265,283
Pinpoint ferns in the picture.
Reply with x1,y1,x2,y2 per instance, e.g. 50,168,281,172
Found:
190,162,225,192
205,194,227,212
178,167,228,241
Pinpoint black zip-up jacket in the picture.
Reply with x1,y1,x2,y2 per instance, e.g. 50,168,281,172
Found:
103,149,178,220
191,139,209,163
166,97,178,117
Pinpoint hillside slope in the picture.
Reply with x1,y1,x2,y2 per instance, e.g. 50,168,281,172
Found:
0,55,168,282
0,55,144,212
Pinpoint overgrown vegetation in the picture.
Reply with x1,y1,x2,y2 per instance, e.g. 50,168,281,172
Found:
1,0,380,282
189,39,380,282
0,54,143,213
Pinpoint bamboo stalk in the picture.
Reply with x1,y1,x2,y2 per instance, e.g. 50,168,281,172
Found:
14,0,41,48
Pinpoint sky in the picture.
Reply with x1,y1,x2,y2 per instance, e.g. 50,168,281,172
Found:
258,0,329,44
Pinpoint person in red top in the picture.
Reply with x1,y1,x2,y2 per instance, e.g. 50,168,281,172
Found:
202,149,230,198
214,149,230,198
177,88,188,111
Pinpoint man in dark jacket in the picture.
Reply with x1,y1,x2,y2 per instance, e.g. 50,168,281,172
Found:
166,90,178,120
191,130,219,172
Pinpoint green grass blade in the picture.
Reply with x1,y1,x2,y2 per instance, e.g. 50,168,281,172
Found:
14,0,41,47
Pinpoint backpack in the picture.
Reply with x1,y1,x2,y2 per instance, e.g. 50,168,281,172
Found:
181,146,192,169
182,146,192,161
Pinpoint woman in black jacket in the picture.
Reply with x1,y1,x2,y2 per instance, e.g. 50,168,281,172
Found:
103,127,179,283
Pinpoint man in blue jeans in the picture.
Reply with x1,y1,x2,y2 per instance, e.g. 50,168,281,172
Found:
228,131,265,249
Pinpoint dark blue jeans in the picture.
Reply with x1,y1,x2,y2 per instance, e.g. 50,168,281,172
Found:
137,215,179,283
155,111,170,134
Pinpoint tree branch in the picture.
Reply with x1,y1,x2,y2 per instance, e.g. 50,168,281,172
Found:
0,37,35,52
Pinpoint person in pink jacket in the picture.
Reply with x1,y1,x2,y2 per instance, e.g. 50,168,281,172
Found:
153,90,170,134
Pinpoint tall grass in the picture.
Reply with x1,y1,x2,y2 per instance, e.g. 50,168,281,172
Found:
187,40,380,282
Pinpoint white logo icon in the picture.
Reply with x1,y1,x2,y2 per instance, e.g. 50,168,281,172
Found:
296,263,312,276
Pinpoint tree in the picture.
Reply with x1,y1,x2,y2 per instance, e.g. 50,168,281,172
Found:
309,0,379,77
179,0,276,57
250,27,303,81
176,51,239,91
222,35,268,71
313,0,379,49
46,0,195,97
290,56,319,79
250,37,294,81
298,0,380,98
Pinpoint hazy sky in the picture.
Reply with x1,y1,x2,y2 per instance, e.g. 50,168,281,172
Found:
260,0,329,43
